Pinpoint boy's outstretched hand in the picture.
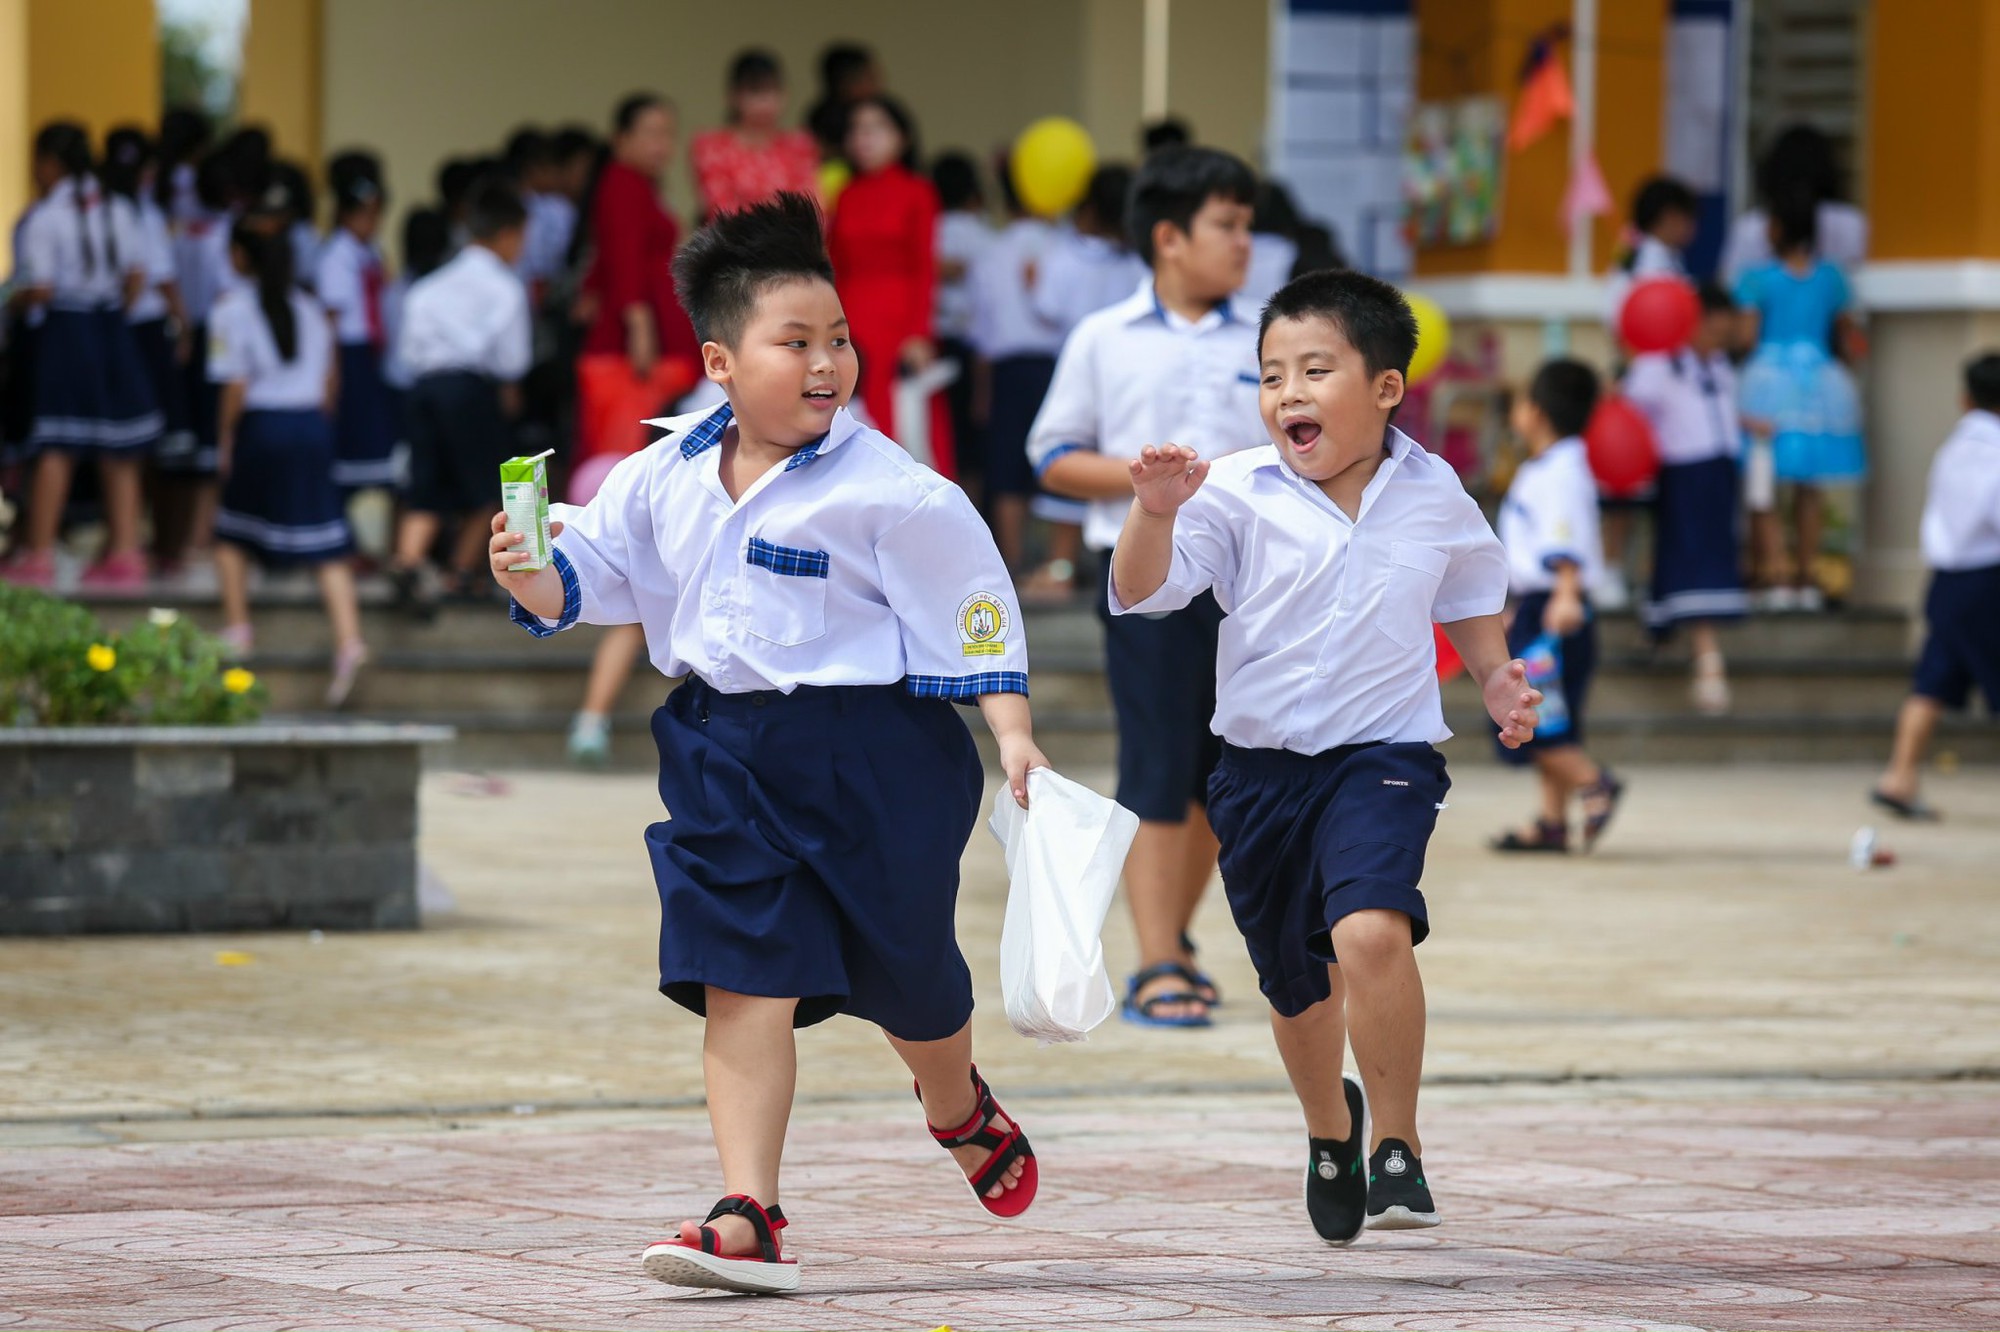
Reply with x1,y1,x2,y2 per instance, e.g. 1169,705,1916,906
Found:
1486,658,1543,749
488,510,569,621
1129,443,1209,517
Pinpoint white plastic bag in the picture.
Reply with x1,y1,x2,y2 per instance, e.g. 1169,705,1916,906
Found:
988,767,1138,1044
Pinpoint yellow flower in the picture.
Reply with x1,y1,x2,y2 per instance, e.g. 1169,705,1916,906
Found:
222,667,256,695
86,643,116,672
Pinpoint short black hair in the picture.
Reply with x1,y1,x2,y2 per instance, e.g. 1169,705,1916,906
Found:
401,206,451,280
1697,279,1734,315
1128,145,1255,265
551,126,598,163
730,48,783,92
466,179,526,241
1966,352,2000,413
1631,174,1698,232
504,126,552,176
1142,117,1191,152
1527,358,1601,438
931,152,982,212
673,191,836,347
1257,268,1418,379
819,43,875,93
1080,163,1133,237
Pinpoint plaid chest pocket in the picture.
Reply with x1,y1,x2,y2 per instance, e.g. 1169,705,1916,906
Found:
745,537,830,646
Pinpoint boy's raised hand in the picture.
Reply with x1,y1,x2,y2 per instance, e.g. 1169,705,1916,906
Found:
1486,658,1543,749
488,510,567,600
1130,443,1209,517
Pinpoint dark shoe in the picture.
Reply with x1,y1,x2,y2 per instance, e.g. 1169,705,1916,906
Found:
1305,1074,1369,1245
1365,1138,1439,1230
1870,789,1940,822
1581,769,1626,851
1491,818,1569,853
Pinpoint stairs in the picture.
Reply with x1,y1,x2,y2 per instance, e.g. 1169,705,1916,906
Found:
74,575,1996,771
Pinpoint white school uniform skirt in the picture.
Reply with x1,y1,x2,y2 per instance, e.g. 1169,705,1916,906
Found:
25,307,162,457
214,407,354,564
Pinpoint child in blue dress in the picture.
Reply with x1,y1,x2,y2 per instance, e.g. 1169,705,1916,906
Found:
1735,190,1863,612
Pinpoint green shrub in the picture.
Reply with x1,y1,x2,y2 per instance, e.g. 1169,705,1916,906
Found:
0,585,267,727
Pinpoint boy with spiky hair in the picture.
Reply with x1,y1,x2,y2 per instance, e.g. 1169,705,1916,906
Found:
490,193,1046,1294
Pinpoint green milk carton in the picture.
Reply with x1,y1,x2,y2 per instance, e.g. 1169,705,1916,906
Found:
498,448,557,572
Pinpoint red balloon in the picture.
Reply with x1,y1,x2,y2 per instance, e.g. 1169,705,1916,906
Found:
1584,395,1661,497
1433,623,1464,682
1618,276,1700,353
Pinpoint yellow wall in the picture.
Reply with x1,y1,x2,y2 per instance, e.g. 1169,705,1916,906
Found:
241,0,323,169
25,0,159,139
0,0,27,273
1865,0,2000,261
1413,0,1664,276
322,0,1268,249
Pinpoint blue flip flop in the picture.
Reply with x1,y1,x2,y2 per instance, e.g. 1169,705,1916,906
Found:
1121,962,1214,1029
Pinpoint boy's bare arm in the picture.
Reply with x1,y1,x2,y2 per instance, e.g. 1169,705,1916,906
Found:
1041,449,1140,500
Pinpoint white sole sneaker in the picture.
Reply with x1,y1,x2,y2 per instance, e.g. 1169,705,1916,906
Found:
1367,1203,1442,1230
640,1243,800,1294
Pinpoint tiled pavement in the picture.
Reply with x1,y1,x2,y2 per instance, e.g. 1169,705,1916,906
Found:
2,761,1997,1328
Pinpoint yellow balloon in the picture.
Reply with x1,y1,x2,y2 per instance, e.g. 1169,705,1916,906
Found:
1011,117,1097,218
817,159,852,208
1403,292,1452,384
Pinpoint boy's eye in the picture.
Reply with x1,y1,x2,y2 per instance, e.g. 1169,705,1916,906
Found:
782,340,808,349
832,337,849,349
1307,368,1328,377
1261,374,1280,387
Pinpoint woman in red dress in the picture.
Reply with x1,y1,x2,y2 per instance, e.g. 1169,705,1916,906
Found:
826,95,953,476
690,50,820,222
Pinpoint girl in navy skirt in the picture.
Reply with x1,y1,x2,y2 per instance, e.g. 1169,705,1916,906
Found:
1623,283,1749,715
493,196,1046,1295
210,219,368,708
314,163,398,494
1,122,161,589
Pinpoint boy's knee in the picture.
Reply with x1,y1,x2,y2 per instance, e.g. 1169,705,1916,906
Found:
1329,909,1415,969
704,986,800,1022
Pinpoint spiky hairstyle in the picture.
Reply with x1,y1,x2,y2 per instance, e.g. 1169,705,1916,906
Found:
672,192,836,347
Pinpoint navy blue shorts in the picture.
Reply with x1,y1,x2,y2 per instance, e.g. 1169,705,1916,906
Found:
405,371,512,515
1498,590,1598,765
1097,577,1224,822
1207,741,1446,1018
1913,564,2000,713
647,678,984,1042
985,354,1056,498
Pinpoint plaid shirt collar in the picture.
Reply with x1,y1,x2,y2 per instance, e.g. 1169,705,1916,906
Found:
672,402,857,471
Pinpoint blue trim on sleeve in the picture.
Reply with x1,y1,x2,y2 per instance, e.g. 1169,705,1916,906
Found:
1539,551,1584,573
1034,442,1085,479
905,671,1029,700
507,546,581,637
746,538,831,578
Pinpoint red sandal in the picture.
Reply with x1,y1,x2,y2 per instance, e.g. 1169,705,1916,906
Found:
919,1065,1038,1218
641,1194,799,1294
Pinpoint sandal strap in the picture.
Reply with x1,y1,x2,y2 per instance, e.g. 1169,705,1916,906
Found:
703,1194,783,1262
1128,960,1208,996
918,1067,1035,1197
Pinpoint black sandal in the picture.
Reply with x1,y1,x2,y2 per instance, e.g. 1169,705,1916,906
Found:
1120,961,1214,1028
1581,770,1626,851
1870,789,1940,822
641,1194,798,1294
1492,818,1570,853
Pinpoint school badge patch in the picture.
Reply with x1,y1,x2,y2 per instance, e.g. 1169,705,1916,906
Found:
958,592,1009,657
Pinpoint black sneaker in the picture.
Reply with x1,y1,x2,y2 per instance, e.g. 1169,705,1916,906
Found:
1366,1137,1440,1229
1303,1074,1368,1245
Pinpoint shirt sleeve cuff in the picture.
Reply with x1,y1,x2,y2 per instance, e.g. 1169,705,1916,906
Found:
507,547,582,637
1539,551,1584,573
1032,442,1086,479
904,671,1029,701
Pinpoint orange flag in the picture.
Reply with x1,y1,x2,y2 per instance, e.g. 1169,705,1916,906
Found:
1507,44,1574,153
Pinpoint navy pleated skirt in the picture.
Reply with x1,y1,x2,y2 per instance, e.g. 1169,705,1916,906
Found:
214,408,353,564
1645,456,1748,636
646,677,983,1041
25,309,161,457
331,341,398,490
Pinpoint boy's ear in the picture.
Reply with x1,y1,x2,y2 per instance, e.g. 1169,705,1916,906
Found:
1150,218,1184,263
1376,368,1407,412
701,340,732,385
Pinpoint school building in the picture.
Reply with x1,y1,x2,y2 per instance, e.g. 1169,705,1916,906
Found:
4,0,1997,610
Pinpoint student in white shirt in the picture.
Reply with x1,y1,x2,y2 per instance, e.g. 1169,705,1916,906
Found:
1491,359,1624,855
1028,146,1265,1029
315,164,396,492
929,152,993,517
1871,353,2000,821
1,122,159,590
208,218,367,707
1111,268,1534,1243
1622,282,1749,714
489,195,1048,1295
1030,164,1146,341
103,127,195,477
389,181,532,614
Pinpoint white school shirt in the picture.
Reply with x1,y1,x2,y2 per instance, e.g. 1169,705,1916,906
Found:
1026,281,1267,551
520,191,576,284
1029,231,1148,338
1621,349,1741,465
397,245,532,381
174,208,235,324
934,210,994,342
314,228,382,345
1111,427,1508,752
967,217,1061,361
207,286,334,411
16,178,125,310
379,274,414,390
1498,437,1604,596
127,197,178,324
1921,409,2000,571
512,403,1031,700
